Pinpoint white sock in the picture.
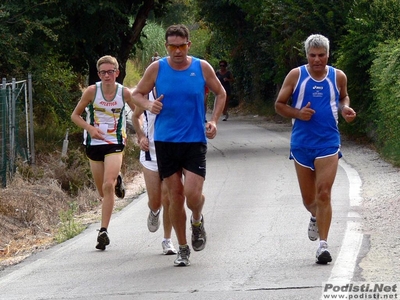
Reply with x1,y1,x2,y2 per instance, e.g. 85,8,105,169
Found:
191,216,202,224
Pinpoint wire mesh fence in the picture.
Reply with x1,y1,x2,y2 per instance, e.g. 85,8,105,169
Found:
0,75,35,188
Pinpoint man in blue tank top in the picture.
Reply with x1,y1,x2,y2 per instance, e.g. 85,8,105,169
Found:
132,24,226,266
275,34,356,264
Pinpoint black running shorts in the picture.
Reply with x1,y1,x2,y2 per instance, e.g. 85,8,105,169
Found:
85,144,124,162
154,141,207,179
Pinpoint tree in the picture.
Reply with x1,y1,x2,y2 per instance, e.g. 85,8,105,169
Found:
0,1,61,78
196,0,351,106
54,0,171,85
336,0,400,137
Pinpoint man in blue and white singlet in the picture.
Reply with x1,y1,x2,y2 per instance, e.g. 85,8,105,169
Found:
132,24,226,267
275,34,356,265
131,55,178,256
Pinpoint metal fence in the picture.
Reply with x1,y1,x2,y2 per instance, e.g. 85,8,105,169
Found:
0,75,35,187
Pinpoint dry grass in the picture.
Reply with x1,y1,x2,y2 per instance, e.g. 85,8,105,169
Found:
0,174,75,266
0,134,145,269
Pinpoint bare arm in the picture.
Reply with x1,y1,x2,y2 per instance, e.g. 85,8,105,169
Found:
336,69,356,123
124,87,136,114
71,85,106,140
131,103,149,151
201,60,226,139
275,68,315,121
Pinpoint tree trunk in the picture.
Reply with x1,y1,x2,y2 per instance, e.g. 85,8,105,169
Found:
119,0,155,84
88,0,155,85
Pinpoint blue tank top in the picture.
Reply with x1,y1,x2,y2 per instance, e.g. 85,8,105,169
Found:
154,57,206,143
291,65,340,149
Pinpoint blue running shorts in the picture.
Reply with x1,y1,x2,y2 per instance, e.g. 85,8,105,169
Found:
289,147,342,171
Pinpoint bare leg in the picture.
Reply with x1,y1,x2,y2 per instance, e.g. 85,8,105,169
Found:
89,160,105,199
164,171,186,245
313,155,338,241
161,182,173,239
143,168,162,212
223,95,230,115
184,171,205,222
294,154,338,241
100,153,123,229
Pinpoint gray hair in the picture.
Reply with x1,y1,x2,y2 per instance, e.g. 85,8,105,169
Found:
304,34,330,56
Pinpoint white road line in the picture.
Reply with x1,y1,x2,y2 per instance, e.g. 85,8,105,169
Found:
321,159,364,298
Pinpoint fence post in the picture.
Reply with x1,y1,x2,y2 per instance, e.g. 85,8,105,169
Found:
28,74,35,165
1,78,6,187
9,78,17,174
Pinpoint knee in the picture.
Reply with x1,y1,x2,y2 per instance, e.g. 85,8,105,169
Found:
102,180,114,194
186,194,204,210
302,194,316,206
169,194,185,207
316,189,331,204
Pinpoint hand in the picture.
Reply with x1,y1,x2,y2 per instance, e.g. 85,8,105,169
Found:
148,95,164,114
205,121,217,139
139,137,149,151
297,102,315,121
341,105,357,123
88,126,105,140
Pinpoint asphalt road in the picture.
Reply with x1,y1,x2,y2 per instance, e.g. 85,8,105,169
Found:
0,116,364,300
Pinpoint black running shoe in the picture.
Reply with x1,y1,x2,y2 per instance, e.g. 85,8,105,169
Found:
115,173,125,199
316,242,332,264
95,230,110,251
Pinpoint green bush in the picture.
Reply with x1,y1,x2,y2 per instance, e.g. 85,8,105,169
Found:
370,39,400,165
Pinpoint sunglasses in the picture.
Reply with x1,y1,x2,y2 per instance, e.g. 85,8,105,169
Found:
166,42,189,51
220,64,226,67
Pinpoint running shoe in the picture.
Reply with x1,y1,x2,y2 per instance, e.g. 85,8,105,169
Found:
174,245,191,266
191,216,207,251
162,239,177,255
95,230,110,251
115,173,125,199
147,210,160,232
308,217,319,241
222,112,229,121
316,241,332,264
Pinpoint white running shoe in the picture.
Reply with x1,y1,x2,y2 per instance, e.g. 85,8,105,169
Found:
316,241,332,264
162,240,177,255
147,210,160,233
174,245,191,267
308,217,319,241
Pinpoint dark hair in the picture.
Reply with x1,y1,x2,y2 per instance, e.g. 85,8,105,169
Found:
219,60,228,66
165,24,190,41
